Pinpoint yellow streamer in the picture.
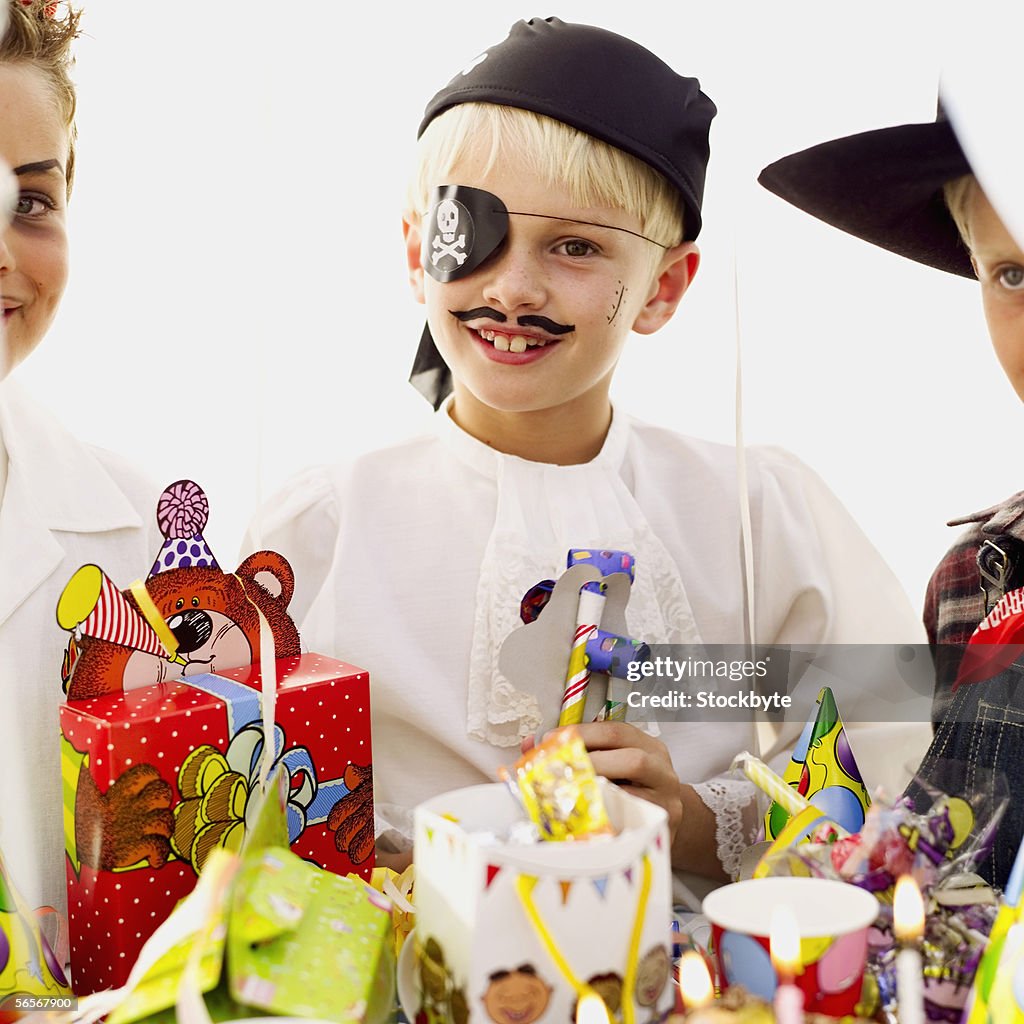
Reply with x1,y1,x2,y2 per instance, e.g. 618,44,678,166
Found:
515,874,585,994
621,856,653,1024
514,855,653,1024
128,579,185,664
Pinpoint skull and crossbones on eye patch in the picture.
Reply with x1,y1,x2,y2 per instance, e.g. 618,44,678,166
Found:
423,186,494,282
431,199,469,266
422,184,671,284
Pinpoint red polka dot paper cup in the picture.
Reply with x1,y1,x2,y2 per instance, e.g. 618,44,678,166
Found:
703,877,878,1017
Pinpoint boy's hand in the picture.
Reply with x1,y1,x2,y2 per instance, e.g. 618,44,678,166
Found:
577,721,685,844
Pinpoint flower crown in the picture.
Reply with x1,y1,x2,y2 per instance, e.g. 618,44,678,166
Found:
17,0,59,18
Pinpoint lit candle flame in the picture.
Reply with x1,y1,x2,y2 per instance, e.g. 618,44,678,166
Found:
770,904,802,978
576,989,611,1024
678,950,714,1009
894,875,925,943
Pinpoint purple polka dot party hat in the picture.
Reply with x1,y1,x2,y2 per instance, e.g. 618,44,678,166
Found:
148,479,221,577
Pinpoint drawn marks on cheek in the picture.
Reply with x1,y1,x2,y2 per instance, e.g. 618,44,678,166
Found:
608,281,626,324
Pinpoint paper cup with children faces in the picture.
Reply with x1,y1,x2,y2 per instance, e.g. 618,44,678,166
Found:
703,877,878,1018
403,780,673,1024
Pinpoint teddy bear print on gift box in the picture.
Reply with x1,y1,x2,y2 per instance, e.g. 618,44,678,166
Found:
57,481,372,876
57,481,376,995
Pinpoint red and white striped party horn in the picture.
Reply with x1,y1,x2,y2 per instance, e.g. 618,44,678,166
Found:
558,583,607,726
57,565,170,658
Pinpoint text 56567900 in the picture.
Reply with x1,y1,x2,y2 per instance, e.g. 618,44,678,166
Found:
2,996,78,1012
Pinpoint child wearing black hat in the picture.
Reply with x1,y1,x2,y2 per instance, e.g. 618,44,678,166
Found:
253,18,928,882
760,106,1024,886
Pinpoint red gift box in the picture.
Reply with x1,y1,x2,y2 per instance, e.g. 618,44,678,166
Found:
60,653,373,995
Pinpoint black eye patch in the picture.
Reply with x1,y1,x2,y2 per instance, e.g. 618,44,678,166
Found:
423,185,509,282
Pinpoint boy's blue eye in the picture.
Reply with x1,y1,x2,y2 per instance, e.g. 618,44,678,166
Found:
561,239,597,257
998,266,1024,290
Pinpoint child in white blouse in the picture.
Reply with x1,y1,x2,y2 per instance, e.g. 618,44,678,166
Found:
0,0,160,916
253,18,929,882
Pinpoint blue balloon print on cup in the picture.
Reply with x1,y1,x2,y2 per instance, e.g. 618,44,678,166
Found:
719,931,777,1001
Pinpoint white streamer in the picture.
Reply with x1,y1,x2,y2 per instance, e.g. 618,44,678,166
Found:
256,604,277,791
733,245,756,650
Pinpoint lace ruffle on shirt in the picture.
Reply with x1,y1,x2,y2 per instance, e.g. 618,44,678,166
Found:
442,410,703,747
692,777,761,879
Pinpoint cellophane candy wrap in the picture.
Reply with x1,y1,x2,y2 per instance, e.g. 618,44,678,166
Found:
754,774,1003,1022
506,726,613,842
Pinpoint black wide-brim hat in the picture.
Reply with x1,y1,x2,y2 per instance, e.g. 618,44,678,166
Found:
758,116,975,278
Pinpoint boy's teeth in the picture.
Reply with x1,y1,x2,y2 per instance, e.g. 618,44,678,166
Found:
477,328,553,351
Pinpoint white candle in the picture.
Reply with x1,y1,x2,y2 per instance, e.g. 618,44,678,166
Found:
894,875,925,1024
896,947,925,1024
770,905,804,1024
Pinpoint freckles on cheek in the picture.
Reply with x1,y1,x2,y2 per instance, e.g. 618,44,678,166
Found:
606,280,627,324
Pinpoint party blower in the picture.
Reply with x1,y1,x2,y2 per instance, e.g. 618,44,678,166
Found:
501,549,651,726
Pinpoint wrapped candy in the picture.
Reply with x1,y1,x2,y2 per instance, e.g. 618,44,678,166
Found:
753,767,1001,896
502,726,613,842
752,781,1003,1024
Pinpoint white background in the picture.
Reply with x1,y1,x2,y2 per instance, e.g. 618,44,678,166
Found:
15,0,1020,615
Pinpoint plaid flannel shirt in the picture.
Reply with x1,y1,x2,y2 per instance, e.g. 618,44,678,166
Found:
924,489,1024,708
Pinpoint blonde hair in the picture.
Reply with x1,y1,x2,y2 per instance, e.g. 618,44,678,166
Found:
943,173,977,251
2,0,81,196
411,103,687,250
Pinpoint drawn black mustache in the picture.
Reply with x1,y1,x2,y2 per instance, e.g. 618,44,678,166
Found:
450,308,575,335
